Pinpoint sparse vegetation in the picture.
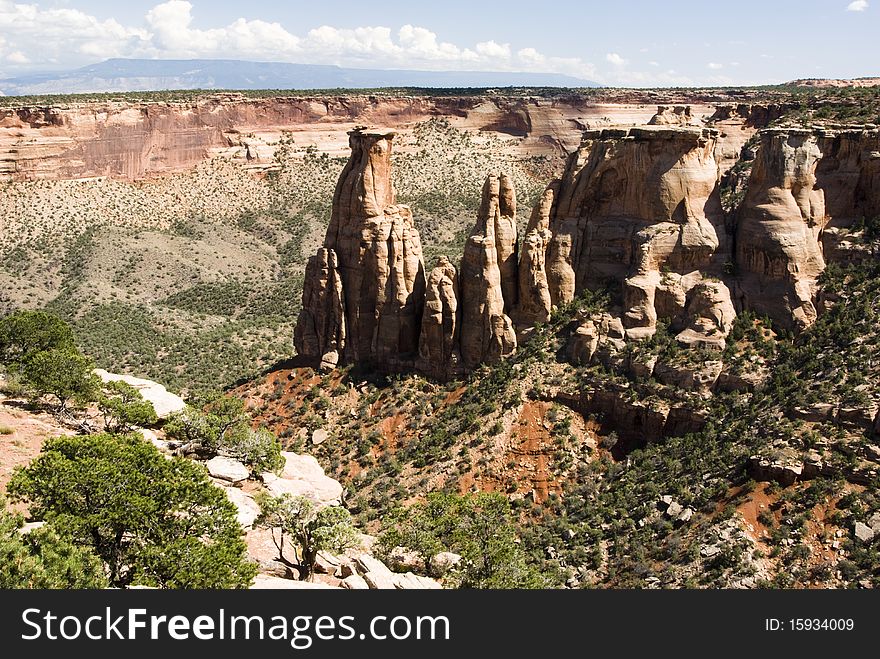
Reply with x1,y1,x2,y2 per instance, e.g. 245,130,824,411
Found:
255,492,359,581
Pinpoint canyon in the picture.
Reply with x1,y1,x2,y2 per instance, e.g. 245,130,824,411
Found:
0,93,725,182
293,111,880,381
3,84,880,590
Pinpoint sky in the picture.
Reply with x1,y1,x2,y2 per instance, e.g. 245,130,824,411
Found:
0,0,877,86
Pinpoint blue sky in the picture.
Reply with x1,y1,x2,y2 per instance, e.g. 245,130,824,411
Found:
0,0,877,85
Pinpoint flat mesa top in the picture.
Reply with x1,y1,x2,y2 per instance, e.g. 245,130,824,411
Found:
349,126,397,138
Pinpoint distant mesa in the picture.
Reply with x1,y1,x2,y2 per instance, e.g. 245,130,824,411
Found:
788,77,880,88
0,58,599,96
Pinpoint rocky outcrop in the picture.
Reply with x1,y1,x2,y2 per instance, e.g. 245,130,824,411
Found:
417,256,462,380
294,116,880,389
295,129,526,378
519,126,732,349
675,280,737,349
648,106,694,126
459,174,518,369
493,173,519,313
93,369,185,419
735,127,880,330
516,183,557,327
262,452,345,506
296,127,426,370
293,248,346,370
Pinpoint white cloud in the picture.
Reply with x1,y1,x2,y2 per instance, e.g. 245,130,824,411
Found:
707,62,723,70
0,1,605,79
847,1,869,11
6,51,29,64
475,40,511,58
0,1,761,87
145,1,300,59
0,0,150,66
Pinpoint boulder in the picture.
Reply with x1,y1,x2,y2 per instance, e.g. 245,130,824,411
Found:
854,521,875,544
246,527,298,570
355,553,393,577
363,571,398,589
262,452,343,506
224,487,260,528
431,551,462,576
392,573,443,590
311,428,329,445
250,575,338,589
653,360,723,393
388,546,424,572
93,369,185,419
341,574,370,590
206,456,249,483
314,551,344,575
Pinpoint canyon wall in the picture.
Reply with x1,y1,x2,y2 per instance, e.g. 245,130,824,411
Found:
0,95,719,182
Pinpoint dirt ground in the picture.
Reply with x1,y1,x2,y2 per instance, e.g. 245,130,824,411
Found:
0,395,73,494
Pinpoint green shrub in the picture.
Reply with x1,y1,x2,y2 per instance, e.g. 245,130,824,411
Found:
21,348,99,412
0,310,75,367
255,493,359,581
8,433,256,588
0,498,107,589
99,380,158,432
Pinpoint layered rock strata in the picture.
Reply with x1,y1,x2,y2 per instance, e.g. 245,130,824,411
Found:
295,128,426,370
735,127,880,329
459,175,519,369
517,126,735,350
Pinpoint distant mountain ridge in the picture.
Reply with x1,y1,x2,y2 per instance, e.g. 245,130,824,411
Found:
0,58,598,95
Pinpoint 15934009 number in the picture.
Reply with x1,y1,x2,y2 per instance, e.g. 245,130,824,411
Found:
790,619,854,631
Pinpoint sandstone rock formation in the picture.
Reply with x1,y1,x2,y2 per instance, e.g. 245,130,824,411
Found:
295,127,426,370
327,128,426,366
295,116,880,386
708,103,794,177
93,369,185,419
459,174,518,369
295,128,527,378
293,248,346,370
735,127,880,329
648,105,694,126
261,452,344,506
417,256,462,380
518,126,733,349
516,183,557,327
